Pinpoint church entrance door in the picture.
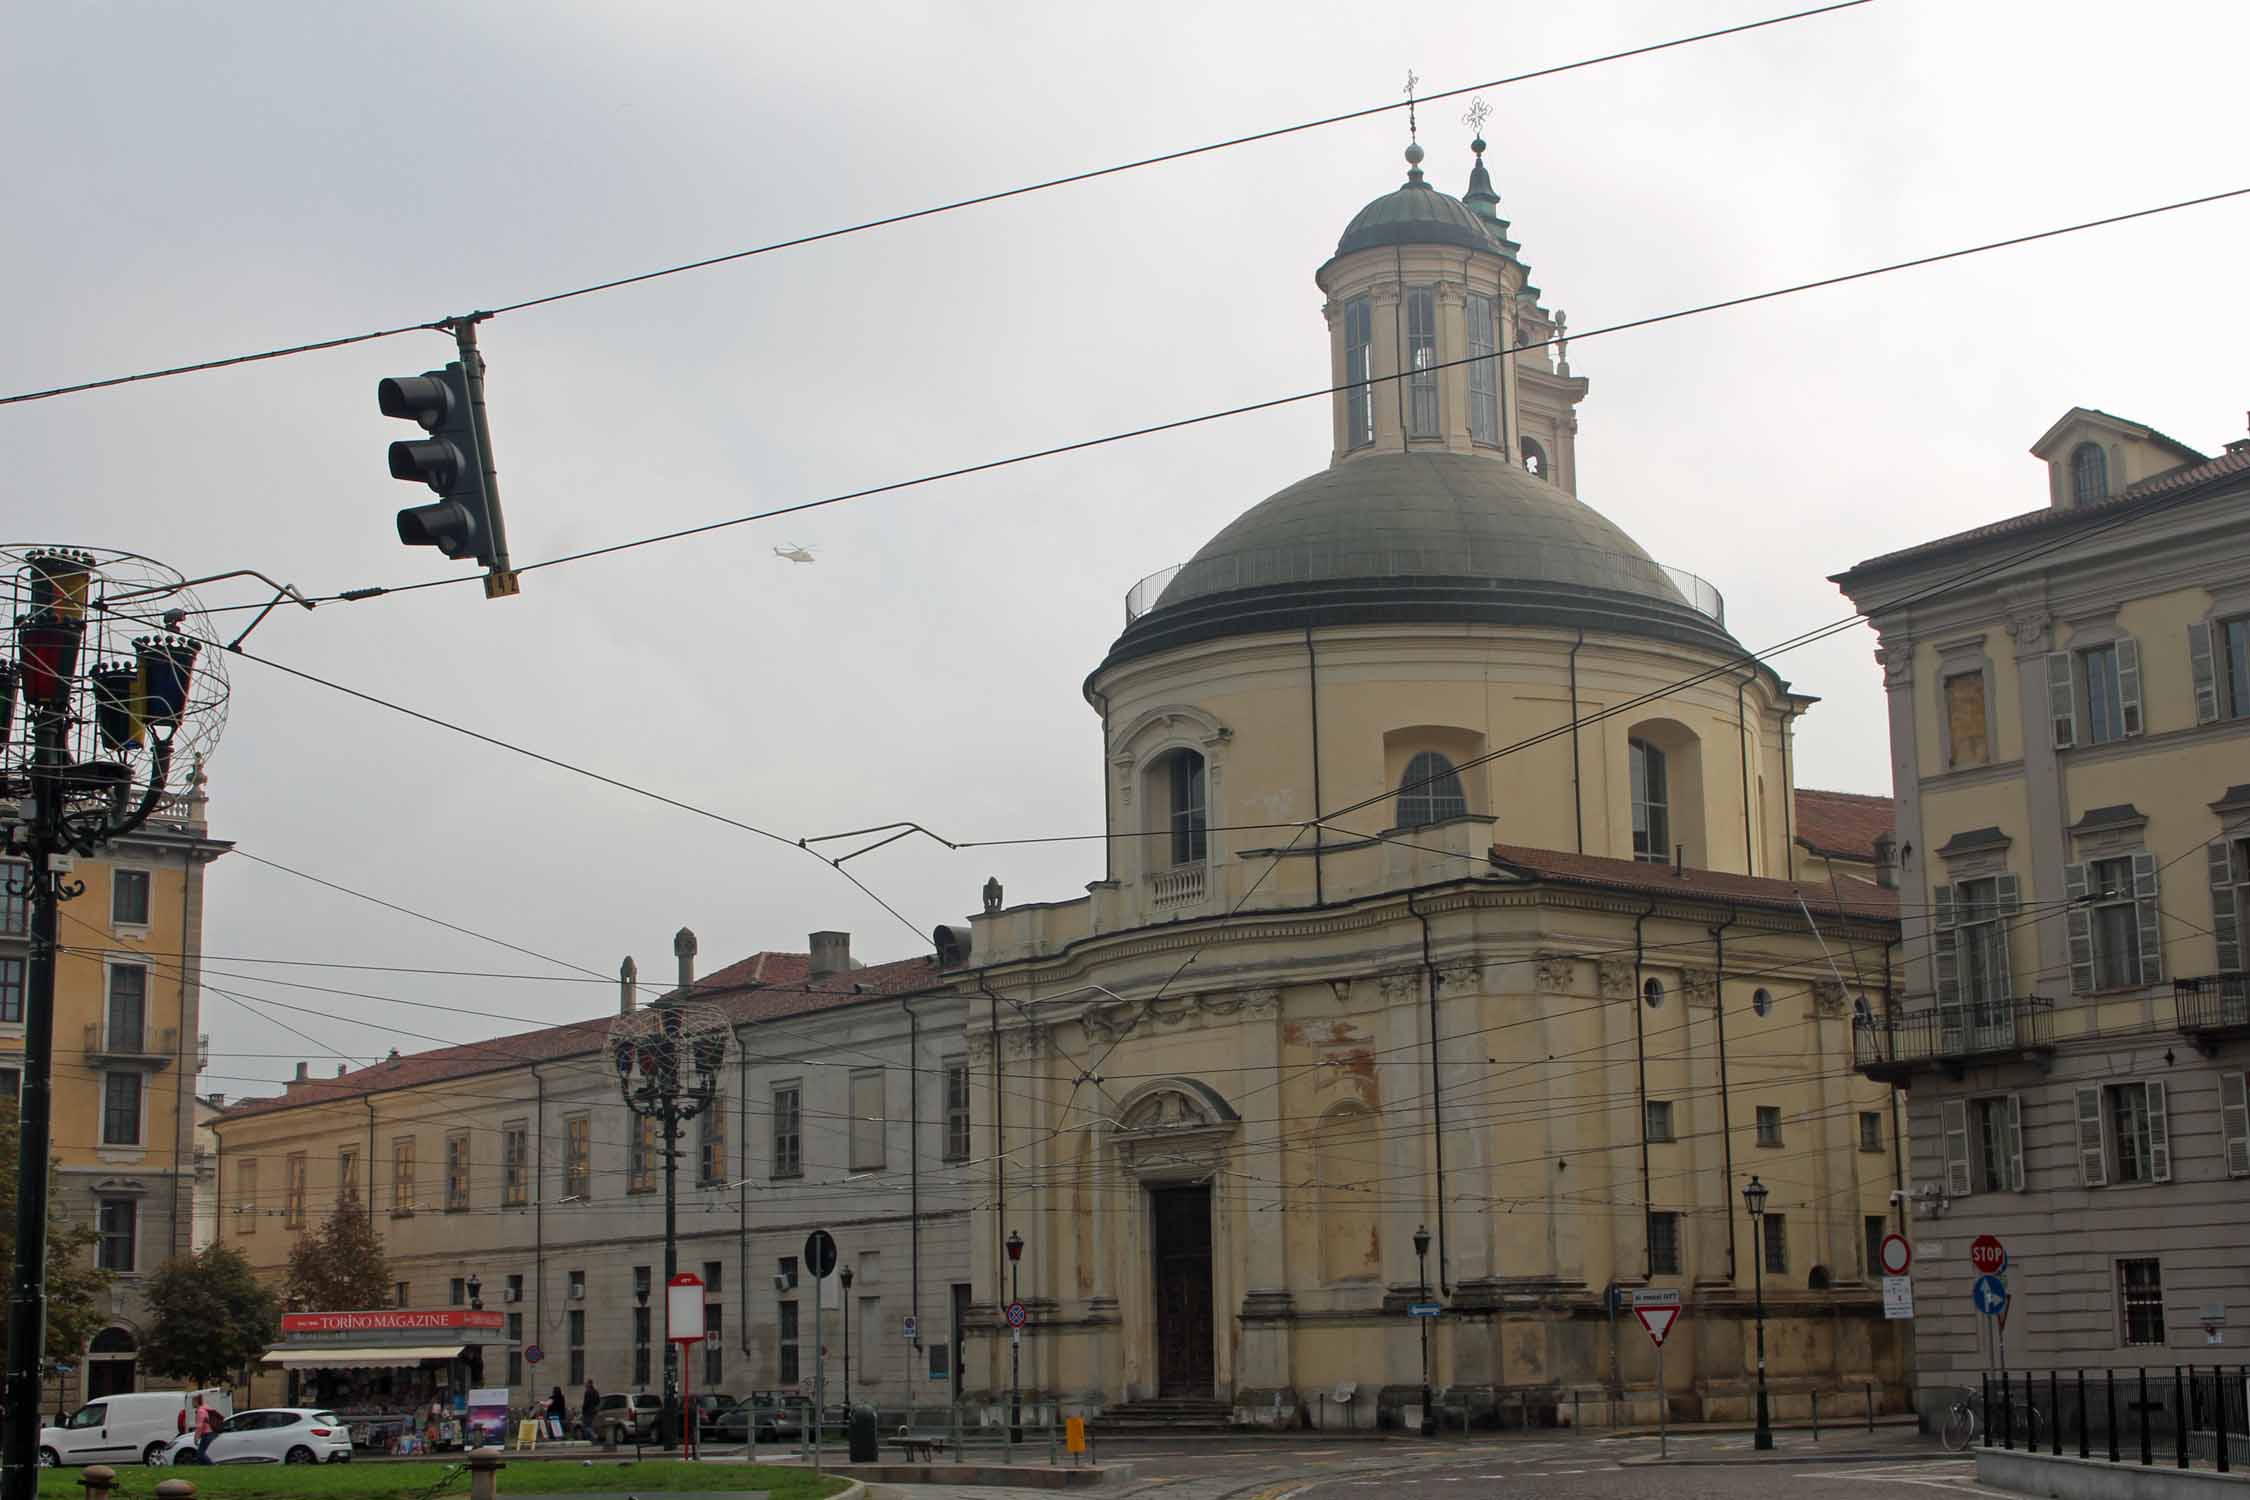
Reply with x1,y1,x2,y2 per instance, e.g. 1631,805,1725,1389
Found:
1151,1185,1214,1396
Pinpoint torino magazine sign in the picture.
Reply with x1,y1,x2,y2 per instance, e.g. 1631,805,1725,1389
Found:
280,1309,506,1342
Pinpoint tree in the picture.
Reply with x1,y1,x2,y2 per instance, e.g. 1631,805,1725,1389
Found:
141,1245,280,1387
285,1189,392,1312
0,1097,111,1363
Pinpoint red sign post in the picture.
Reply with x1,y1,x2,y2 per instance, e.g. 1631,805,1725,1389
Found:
667,1274,706,1458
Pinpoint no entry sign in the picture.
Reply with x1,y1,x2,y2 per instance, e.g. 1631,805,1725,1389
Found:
1970,1235,2007,1276
1878,1234,1912,1276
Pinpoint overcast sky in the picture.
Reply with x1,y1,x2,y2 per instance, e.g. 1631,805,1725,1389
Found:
7,1,2245,1095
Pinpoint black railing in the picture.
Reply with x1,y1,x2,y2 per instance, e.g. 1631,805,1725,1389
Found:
1852,996,2055,1074
2176,973,2250,1034
1970,1367,2249,1471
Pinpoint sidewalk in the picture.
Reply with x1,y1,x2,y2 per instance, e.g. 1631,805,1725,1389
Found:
1608,1425,1948,1466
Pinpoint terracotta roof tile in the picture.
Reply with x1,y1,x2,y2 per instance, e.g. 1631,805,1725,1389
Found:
1793,787,1894,863
1488,842,1898,922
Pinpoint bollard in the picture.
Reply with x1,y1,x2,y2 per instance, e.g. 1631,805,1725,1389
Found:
1982,1372,1993,1450
2078,1369,2089,1459
2140,1367,2153,1466
2218,1365,2232,1474
952,1400,962,1464
154,1481,196,1500
1866,1381,1875,1434
1812,1390,1820,1443
2001,1370,2014,1450
2107,1370,2119,1463
467,1449,505,1500
1572,1389,1580,1431
2051,1371,2062,1456
2178,1367,2191,1469
79,1466,118,1500
2025,1373,2036,1454
1049,1408,1059,1468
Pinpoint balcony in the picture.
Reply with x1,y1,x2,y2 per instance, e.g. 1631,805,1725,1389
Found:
1852,996,2056,1084
1148,864,1208,910
2176,973,2250,1051
83,1022,180,1068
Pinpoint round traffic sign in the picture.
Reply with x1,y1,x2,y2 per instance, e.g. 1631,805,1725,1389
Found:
1970,1234,2007,1276
804,1228,839,1280
1878,1233,1912,1276
1972,1273,2009,1316
524,1344,544,1365
1005,1301,1028,1329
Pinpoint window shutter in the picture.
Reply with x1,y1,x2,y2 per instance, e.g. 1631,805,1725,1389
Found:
1933,883,1961,1014
1993,872,2020,997
2075,1085,2108,1188
2221,1073,2250,1179
2211,841,2243,975
2047,652,2077,748
2190,622,2220,724
2131,850,2164,984
2114,636,2143,736
1942,1097,1973,1198
2144,1080,2171,1183
2004,1093,2026,1191
2063,861,2096,994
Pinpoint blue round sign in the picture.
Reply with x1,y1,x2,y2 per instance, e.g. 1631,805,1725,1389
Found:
1972,1273,2010,1316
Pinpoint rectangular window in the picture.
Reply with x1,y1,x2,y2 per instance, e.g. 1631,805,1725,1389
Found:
106,964,147,1053
704,1302,724,1386
772,1084,803,1179
1762,1212,1789,1275
1755,1105,1782,1147
445,1131,471,1212
703,1260,723,1294
96,1197,136,1272
1859,1111,1885,1153
507,1313,524,1385
778,1255,798,1289
563,1115,590,1199
392,1136,415,1214
0,957,22,1023
1972,1095,2024,1192
632,1305,651,1385
2087,857,2144,990
777,1299,800,1386
1630,740,1669,863
1944,673,1989,767
699,1096,727,1186
1644,1099,1675,1143
1344,296,1374,449
944,1059,971,1162
1647,1211,1681,1276
568,1309,586,1386
507,1273,523,1302
1466,292,1498,445
237,1157,258,1234
102,1070,141,1146
111,868,150,927
628,1116,657,1194
2223,617,2250,720
2108,1082,2170,1184
1954,875,2014,1007
1865,1215,1888,1278
285,1153,307,1228
2081,643,2139,744
1168,752,1208,866
569,1268,585,1299
451,1277,467,1306
396,1281,410,1308
0,1067,18,1102
849,1068,886,1172
2118,1258,2166,1346
1405,286,1438,436
0,860,25,935
338,1147,359,1205
502,1123,529,1207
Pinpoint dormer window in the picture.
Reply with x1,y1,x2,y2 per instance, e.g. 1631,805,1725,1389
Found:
1163,749,1208,866
1630,739,1670,862
1396,751,1469,829
1521,437,1548,478
2071,441,2109,503
1406,287,1438,437
1344,297,1374,449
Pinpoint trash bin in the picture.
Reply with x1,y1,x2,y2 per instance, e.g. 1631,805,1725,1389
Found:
847,1403,878,1463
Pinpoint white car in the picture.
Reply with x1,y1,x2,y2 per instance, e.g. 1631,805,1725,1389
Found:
38,1390,232,1468
165,1408,353,1465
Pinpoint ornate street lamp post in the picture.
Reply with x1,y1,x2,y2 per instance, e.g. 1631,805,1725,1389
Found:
839,1263,854,1402
1413,1224,1435,1437
608,933,730,1449
1744,1175,1774,1452
1005,1229,1024,1445
2,548,227,1500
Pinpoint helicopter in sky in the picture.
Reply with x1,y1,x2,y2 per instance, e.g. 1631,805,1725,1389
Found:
772,544,817,564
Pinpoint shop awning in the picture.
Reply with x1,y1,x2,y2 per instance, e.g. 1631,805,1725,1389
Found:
261,1344,467,1367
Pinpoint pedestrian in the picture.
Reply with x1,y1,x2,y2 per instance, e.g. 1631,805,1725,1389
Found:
195,1395,221,1462
547,1385,567,1431
581,1379,601,1440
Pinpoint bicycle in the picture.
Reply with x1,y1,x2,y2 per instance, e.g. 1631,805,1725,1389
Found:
1940,1387,2045,1453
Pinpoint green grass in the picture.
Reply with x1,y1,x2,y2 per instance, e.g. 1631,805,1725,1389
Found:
38,1460,846,1500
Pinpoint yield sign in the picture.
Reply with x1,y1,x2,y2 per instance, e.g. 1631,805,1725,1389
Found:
1634,1304,1680,1347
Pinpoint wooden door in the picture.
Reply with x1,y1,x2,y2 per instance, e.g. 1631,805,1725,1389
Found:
1152,1185,1214,1396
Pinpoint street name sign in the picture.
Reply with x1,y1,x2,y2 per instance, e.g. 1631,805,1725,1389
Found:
1407,1302,1443,1318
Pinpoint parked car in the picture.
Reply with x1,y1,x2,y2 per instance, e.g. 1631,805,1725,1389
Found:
161,1409,351,1466
594,1392,663,1443
707,1395,802,1444
38,1391,233,1468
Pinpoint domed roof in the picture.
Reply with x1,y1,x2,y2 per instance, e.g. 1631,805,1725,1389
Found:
1096,453,1741,677
1335,178,1498,258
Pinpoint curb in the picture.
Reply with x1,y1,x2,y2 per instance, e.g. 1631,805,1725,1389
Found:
1618,1450,1960,1467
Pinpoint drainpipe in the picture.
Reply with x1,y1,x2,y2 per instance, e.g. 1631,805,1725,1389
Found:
533,1063,545,1347
1568,628,1586,853
1407,893,1450,1294
1632,899,1657,1279
1091,687,1114,884
1305,626,1326,903
364,1097,376,1227
738,1034,752,1358
1709,907,1740,1282
979,978,1006,1304
902,996,923,1367
1781,704,1801,881
1736,674,1756,874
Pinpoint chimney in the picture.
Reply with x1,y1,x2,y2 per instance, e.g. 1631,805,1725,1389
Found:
809,931,852,979
1873,832,1899,891
336,1064,347,1077
207,1093,224,1109
620,955,639,1015
294,1061,308,1082
673,928,698,992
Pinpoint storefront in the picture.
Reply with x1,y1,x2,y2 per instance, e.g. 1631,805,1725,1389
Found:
260,1309,515,1452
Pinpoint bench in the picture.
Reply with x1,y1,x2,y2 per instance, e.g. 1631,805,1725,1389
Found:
891,1430,950,1462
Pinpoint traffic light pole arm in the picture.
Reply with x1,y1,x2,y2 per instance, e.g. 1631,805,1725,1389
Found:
449,316,519,599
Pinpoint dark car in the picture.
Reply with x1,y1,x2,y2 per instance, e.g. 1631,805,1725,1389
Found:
688,1394,736,1439
593,1394,662,1443
706,1395,801,1444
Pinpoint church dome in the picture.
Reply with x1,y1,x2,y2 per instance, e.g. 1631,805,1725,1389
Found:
1097,452,1737,675
1333,177,1497,258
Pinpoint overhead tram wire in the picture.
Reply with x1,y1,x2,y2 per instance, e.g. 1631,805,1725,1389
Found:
1,1,1871,409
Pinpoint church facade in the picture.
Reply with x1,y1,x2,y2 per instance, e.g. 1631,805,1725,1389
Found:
954,137,1909,1427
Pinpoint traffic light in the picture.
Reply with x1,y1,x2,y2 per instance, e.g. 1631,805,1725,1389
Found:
379,362,493,565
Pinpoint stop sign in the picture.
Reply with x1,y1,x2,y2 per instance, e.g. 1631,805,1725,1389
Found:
1970,1234,2007,1275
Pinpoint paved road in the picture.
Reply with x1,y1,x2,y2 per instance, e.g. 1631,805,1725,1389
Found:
1289,1451,1978,1498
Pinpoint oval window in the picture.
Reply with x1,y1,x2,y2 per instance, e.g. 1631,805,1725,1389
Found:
1642,977,1665,1009
1752,987,1773,1017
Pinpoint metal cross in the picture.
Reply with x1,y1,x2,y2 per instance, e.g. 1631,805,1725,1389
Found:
1463,96,1491,138
1402,69,1420,140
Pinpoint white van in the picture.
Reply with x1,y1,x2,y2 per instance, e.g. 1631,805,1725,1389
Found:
39,1390,233,1468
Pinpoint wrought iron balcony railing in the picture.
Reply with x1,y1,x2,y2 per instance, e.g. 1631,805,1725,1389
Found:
1852,996,2056,1081
2176,973,2250,1040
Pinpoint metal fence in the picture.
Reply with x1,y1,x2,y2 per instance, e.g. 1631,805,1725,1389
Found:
1967,1367,2250,1470
1121,551,1726,627
2176,973,2250,1033
1852,996,2055,1072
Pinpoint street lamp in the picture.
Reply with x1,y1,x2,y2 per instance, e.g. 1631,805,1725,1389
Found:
466,1274,483,1312
1413,1224,1435,1437
1005,1229,1024,1445
1743,1175,1774,1452
608,943,731,1450
2,548,229,1500
839,1264,854,1403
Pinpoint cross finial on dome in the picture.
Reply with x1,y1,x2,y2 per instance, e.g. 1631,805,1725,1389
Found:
1461,96,1500,219
1463,95,1491,148
1401,70,1427,184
